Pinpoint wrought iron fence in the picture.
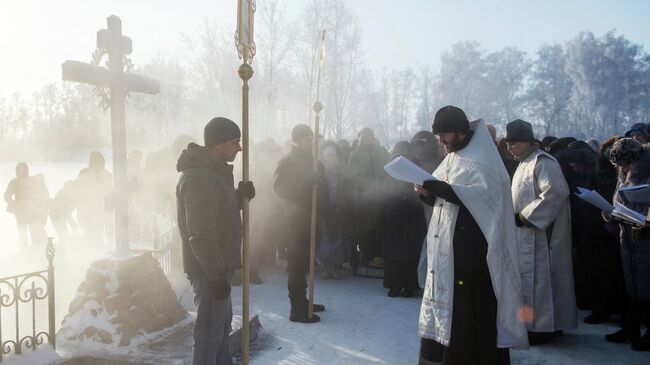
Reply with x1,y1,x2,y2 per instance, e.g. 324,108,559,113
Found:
131,210,179,281
0,238,55,362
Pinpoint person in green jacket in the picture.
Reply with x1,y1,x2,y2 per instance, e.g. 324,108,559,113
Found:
347,127,390,270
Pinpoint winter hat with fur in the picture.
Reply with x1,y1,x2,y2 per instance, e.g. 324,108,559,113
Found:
609,137,644,166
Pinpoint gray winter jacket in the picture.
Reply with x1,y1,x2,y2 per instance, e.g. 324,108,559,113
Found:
176,143,243,281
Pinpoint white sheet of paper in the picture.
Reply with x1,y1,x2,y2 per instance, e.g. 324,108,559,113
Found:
618,184,650,204
575,187,614,212
383,156,437,185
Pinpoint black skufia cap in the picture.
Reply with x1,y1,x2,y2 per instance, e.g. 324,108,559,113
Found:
505,119,535,142
432,105,470,134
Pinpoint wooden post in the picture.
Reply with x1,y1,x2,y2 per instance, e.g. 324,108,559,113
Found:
236,2,255,364
308,30,326,319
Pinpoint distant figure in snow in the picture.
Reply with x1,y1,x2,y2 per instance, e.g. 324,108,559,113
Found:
75,151,112,241
4,162,50,247
50,180,79,244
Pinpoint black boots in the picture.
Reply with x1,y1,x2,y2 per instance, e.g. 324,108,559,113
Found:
605,328,640,343
605,327,650,351
289,296,322,323
631,331,650,351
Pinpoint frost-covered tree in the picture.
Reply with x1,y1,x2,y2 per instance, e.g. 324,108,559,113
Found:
525,44,573,136
483,47,531,125
566,31,650,138
434,41,488,118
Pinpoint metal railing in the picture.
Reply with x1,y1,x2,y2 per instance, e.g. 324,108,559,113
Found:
0,238,55,362
131,211,179,281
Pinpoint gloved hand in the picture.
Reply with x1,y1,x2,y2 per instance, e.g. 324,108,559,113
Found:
422,180,449,193
237,181,256,200
210,279,231,300
514,213,524,227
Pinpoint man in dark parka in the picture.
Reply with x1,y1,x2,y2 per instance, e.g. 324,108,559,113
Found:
274,124,327,323
176,117,255,365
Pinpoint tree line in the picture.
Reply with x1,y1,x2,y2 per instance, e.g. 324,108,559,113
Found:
1,0,649,160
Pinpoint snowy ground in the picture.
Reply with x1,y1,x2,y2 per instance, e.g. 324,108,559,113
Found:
225,266,650,365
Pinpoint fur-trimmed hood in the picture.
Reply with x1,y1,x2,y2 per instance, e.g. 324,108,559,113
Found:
620,144,650,186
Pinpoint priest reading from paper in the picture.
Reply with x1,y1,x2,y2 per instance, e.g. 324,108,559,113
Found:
412,106,528,365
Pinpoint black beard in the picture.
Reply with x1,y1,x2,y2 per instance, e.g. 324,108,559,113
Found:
444,135,464,153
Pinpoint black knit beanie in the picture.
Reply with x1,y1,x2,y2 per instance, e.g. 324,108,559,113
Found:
432,105,470,134
204,117,241,147
505,119,536,142
291,124,314,142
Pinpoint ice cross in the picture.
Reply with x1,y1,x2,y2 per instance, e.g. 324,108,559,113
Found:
61,15,160,254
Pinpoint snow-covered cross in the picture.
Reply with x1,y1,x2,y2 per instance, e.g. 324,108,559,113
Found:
61,15,160,254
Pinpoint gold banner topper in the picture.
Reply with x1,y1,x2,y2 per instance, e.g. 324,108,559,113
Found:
236,0,256,62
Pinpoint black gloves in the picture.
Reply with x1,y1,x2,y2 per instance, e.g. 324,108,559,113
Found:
237,181,256,200
422,180,461,205
514,213,524,227
210,278,231,300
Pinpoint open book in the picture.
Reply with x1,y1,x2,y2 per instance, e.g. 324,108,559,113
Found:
618,184,650,204
384,156,437,185
612,202,648,226
575,187,649,226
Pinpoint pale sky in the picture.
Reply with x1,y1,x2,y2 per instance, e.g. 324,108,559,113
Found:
1,0,649,98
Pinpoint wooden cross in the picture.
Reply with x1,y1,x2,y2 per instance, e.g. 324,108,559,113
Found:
61,15,160,254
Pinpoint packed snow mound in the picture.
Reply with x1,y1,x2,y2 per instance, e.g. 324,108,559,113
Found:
57,253,187,348
1,344,61,365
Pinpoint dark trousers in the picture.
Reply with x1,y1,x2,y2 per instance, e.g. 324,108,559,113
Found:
620,297,650,334
420,268,510,365
287,239,309,299
383,259,419,292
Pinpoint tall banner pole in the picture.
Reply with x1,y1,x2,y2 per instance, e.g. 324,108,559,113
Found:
308,30,326,319
236,1,255,364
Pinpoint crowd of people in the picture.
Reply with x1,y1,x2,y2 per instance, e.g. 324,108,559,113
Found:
243,107,650,364
3,136,193,250
4,107,649,364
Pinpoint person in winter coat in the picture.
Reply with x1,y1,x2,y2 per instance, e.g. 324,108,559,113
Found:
347,127,390,270
76,151,112,240
4,163,50,248
506,120,577,345
50,180,80,244
382,141,426,297
274,124,328,323
176,117,255,365
556,141,624,324
604,138,650,351
415,106,528,365
318,141,350,280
